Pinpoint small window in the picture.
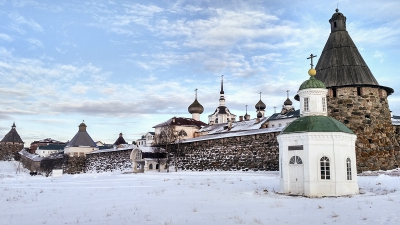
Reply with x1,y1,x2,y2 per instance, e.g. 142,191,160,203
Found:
346,158,352,180
357,87,362,96
322,97,326,112
332,88,337,98
334,21,337,28
272,124,275,128
320,156,330,180
304,98,309,111
156,164,159,169
149,164,153,170
278,123,282,127
289,156,303,164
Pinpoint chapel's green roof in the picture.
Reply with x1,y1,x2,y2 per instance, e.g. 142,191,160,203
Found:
281,116,354,134
299,76,326,90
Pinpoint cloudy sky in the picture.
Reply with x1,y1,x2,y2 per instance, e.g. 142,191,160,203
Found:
1,0,400,146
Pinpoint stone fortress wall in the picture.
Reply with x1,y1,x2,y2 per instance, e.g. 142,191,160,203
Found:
173,132,280,171
327,86,400,171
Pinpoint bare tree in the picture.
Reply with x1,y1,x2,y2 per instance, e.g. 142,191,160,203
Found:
175,129,187,172
151,132,167,172
151,126,179,172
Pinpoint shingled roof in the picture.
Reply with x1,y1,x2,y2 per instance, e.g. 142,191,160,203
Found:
66,122,97,147
114,133,128,145
315,9,393,95
1,123,24,144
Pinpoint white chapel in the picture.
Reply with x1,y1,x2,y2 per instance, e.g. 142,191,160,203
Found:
277,60,359,197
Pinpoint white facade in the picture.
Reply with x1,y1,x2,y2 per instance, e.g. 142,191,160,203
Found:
267,118,297,128
277,132,358,197
136,132,154,147
64,146,99,157
35,147,59,157
130,147,166,173
278,72,359,197
299,88,328,116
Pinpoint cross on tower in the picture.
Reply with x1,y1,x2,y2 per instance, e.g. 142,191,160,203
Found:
307,54,317,69
286,90,290,99
245,105,248,114
259,92,262,100
195,88,198,99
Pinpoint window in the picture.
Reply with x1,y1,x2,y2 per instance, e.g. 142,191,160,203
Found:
322,97,326,111
156,164,159,170
272,124,275,128
289,156,303,164
149,164,153,170
320,156,330,180
334,21,337,28
304,98,309,111
357,87,361,96
346,158,352,180
332,88,337,98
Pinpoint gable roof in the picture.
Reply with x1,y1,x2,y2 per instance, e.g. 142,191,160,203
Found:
153,117,207,128
1,123,24,144
267,109,300,121
197,117,269,135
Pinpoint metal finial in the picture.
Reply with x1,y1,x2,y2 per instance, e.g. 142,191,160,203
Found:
195,88,198,99
286,90,290,99
245,105,248,114
259,92,262,100
274,106,277,113
336,3,339,12
307,54,317,69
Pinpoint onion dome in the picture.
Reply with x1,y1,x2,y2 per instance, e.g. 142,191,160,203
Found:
284,98,292,106
188,99,204,114
299,69,326,90
255,99,266,110
257,111,263,118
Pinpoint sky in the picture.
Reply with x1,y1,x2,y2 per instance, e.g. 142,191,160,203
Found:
1,0,400,146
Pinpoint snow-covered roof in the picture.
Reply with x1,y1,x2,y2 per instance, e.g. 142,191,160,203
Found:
197,117,269,134
87,145,158,154
267,109,300,121
19,149,42,162
184,127,283,143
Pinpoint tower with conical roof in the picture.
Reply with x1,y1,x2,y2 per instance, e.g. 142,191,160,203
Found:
64,121,98,157
315,9,398,171
188,89,204,121
208,75,237,124
0,122,24,160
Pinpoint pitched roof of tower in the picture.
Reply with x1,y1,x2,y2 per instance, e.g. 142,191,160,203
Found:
315,9,393,95
66,122,97,147
281,116,354,134
114,133,128,145
1,122,24,144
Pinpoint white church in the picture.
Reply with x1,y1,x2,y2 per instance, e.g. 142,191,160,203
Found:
277,61,359,197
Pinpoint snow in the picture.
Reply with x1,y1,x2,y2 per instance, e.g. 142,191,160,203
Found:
1,161,400,224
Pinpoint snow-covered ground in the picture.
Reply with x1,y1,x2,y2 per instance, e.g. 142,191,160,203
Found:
1,161,399,225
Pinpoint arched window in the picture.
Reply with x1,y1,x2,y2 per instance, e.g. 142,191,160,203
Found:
149,164,153,170
289,156,303,164
135,150,142,160
346,158,352,180
156,164,159,170
320,156,330,180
